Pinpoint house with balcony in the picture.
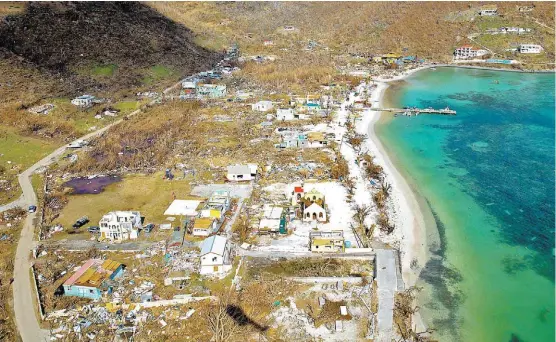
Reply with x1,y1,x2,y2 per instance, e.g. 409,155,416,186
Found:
518,44,543,54
454,45,489,59
99,211,142,241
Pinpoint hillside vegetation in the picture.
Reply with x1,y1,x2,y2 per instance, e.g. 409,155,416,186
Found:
151,1,554,93
0,2,221,98
151,2,554,60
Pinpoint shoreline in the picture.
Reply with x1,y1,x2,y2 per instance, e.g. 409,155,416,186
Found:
362,63,554,335
357,66,438,332
373,63,555,83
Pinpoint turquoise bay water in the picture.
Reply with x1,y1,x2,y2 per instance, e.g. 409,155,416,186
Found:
376,67,555,341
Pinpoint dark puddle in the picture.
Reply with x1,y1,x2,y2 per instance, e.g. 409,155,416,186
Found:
63,175,121,194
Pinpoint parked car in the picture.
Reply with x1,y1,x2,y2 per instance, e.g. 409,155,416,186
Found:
88,226,100,234
143,223,155,233
28,205,37,213
73,216,89,229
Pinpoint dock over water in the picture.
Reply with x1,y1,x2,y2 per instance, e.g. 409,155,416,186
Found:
377,107,457,116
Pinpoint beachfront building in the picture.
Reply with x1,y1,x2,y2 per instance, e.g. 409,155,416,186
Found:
518,44,543,54
372,53,402,64
309,231,345,253
199,235,233,275
453,45,489,59
63,259,124,299
99,211,142,241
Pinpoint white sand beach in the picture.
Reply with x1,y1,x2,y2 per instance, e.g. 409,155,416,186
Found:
354,67,434,332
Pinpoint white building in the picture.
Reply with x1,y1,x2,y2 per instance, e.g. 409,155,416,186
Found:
182,79,197,90
199,235,232,275
276,108,296,121
252,100,274,112
303,203,327,222
99,211,142,241
518,44,543,54
71,95,95,107
226,164,258,181
454,45,489,59
258,204,284,233
479,6,498,16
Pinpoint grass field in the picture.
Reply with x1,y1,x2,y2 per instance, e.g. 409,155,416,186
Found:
142,65,175,85
91,64,118,77
0,126,58,170
0,1,24,17
112,100,141,112
54,172,202,233
0,125,58,204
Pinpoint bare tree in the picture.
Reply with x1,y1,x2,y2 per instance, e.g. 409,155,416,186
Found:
377,210,395,234
352,204,371,229
365,223,377,239
204,296,242,342
344,177,356,196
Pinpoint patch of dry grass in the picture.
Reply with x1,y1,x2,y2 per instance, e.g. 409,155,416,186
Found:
53,172,197,234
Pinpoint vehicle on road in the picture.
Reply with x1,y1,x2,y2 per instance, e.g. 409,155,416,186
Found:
28,205,37,213
73,216,89,229
143,223,155,233
87,226,100,234
68,139,88,148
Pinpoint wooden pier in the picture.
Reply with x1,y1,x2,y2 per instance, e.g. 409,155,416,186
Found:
376,107,457,116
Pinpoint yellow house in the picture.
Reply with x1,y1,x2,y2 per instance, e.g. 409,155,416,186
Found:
192,217,218,237
373,53,402,64
310,231,345,253
201,208,223,221
303,188,325,203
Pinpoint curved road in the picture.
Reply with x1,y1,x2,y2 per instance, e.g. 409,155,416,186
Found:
5,78,185,342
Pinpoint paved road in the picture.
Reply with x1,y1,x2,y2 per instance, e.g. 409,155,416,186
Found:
375,249,397,342
4,77,186,342
0,194,25,212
